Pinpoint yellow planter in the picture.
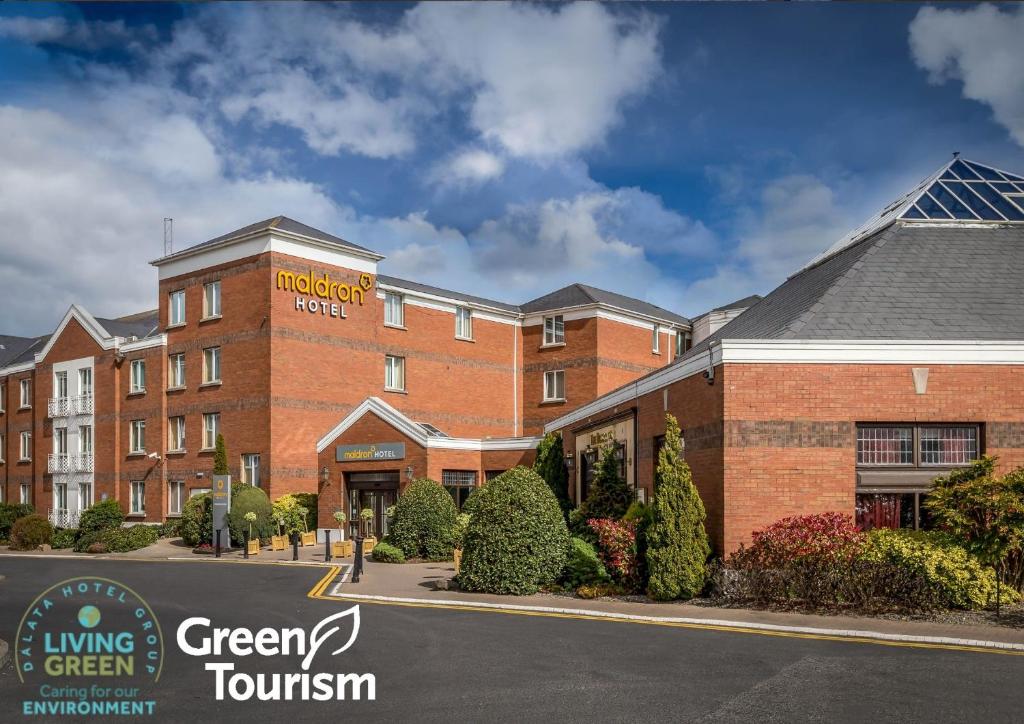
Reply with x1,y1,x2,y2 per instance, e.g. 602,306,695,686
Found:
300,531,317,547
453,548,462,574
332,540,353,558
270,535,287,551
247,539,260,556
362,536,377,554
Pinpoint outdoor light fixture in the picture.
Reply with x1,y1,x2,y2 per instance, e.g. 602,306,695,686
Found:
405,465,414,480
564,452,574,468
320,466,330,484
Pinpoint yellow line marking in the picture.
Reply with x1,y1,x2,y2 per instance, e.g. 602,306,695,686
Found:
307,582,1024,657
0,552,334,569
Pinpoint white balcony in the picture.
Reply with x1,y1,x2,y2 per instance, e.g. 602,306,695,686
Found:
48,508,81,529
71,454,94,473
73,394,94,415
48,453,70,474
48,397,70,418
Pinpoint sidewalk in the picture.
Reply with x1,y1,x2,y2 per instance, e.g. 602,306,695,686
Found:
331,559,1024,650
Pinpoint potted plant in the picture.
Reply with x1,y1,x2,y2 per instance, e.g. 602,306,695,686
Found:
270,516,287,551
359,507,377,553
331,510,351,557
244,511,260,555
295,506,316,547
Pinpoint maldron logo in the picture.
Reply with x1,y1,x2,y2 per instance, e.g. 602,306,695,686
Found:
176,605,376,702
15,576,164,717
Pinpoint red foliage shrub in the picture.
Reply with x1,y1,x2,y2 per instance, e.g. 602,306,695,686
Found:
730,512,865,570
588,518,641,592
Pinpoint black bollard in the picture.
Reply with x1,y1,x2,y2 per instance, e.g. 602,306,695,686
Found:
325,528,332,562
243,530,249,560
215,529,221,558
353,536,363,583
292,532,299,561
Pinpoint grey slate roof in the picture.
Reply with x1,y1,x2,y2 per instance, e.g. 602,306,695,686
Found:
0,335,38,366
377,275,520,313
708,294,762,314
155,216,379,263
95,310,160,340
0,335,48,367
520,283,690,324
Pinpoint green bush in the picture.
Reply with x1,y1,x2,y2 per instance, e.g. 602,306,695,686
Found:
862,528,1019,609
562,537,610,589
227,486,275,546
386,479,458,560
180,493,213,547
272,493,313,535
461,487,483,517
452,513,471,550
573,445,631,536
646,414,710,601
78,499,125,536
75,525,158,553
534,432,572,514
293,493,318,532
52,528,78,550
371,541,406,563
157,519,180,538
459,466,570,595
10,514,53,550
0,503,34,539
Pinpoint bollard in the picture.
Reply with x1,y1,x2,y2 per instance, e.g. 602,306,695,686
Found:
353,536,363,583
325,528,332,562
215,529,221,558
292,532,299,561
243,531,249,560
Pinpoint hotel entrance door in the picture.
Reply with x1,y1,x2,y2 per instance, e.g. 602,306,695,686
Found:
346,472,399,539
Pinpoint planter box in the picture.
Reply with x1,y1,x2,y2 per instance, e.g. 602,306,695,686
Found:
453,548,462,574
247,539,260,556
270,535,287,551
332,540,353,558
300,531,316,547
362,536,377,554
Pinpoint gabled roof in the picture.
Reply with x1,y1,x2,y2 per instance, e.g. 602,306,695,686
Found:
95,310,160,340
0,335,44,367
377,275,520,314
696,295,762,319
521,283,690,325
152,215,383,265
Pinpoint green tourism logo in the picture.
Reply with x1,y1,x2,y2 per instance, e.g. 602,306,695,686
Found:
15,576,164,717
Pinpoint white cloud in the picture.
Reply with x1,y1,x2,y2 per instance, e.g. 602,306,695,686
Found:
433,148,506,186
0,16,156,50
909,5,1024,146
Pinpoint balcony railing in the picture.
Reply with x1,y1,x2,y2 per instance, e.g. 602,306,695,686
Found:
48,508,81,529
74,394,94,415
71,454,94,473
48,453,70,474
47,394,93,418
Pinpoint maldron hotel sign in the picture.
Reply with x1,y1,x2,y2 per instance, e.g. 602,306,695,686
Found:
336,443,406,462
276,269,374,320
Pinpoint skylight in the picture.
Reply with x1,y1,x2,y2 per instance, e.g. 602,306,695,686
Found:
418,422,449,438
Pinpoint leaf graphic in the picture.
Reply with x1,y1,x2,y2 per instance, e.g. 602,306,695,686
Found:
300,605,360,671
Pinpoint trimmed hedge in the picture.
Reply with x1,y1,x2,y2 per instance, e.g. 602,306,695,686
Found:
371,541,406,563
386,479,458,560
52,528,78,550
75,525,158,554
180,493,213,547
459,466,570,595
78,499,125,536
0,503,34,539
562,537,610,589
227,486,275,546
10,514,54,550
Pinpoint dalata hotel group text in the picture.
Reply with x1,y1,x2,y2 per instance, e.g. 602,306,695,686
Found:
4,155,1024,552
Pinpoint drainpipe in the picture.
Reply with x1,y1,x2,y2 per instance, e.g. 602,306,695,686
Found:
512,321,518,436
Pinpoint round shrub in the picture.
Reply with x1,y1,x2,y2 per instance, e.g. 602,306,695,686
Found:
180,493,213,547
386,479,458,560
52,528,78,550
10,514,53,550
75,525,158,553
371,541,406,563
562,537,610,589
459,466,570,595
227,486,275,545
78,499,125,536
732,512,865,570
0,502,34,540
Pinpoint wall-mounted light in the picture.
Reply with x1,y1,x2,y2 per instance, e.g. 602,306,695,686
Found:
564,452,574,468
320,466,330,485
405,465,414,481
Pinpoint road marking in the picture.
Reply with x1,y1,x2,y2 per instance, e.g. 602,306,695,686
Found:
304,576,1024,656
0,552,334,569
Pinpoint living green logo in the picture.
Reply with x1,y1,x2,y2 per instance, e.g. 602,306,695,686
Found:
15,577,163,717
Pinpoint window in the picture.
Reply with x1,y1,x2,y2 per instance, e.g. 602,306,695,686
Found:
675,331,690,359
242,453,261,486
484,470,505,482
169,353,186,389
856,425,979,467
168,416,185,452
54,371,68,399
79,482,93,509
130,481,146,515
0,382,5,412
383,292,404,327
203,280,221,318
20,378,31,408
920,427,978,466
79,368,92,396
203,413,220,450
384,355,405,391
0,433,5,463
856,426,913,465
130,420,146,454
20,431,31,461
652,324,660,354
79,425,92,455
54,427,68,456
169,289,186,326
130,359,146,393
55,483,68,513
169,481,185,516
21,483,31,505
190,487,211,498
442,470,477,509
543,370,565,401
0,486,4,502
203,347,221,384
455,307,473,339
543,315,565,345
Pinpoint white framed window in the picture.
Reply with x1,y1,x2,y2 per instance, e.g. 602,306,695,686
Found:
0,382,5,412
168,416,185,452
169,289,186,326
79,482,93,509
383,292,404,327
455,307,473,340
54,482,68,513
0,433,5,463
168,353,185,389
130,420,146,454
203,347,221,384
168,481,185,516
130,359,146,393
652,324,661,354
20,378,31,408
21,483,31,504
78,368,92,396
203,412,220,450
130,481,145,515
54,371,68,399
384,355,405,391
79,425,92,455
203,280,222,319
0,485,4,502
242,453,261,486
543,370,565,402
543,315,565,345
54,427,68,456
675,331,686,359
20,431,31,461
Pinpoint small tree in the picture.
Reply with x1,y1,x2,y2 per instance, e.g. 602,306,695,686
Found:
534,432,572,514
213,434,229,476
646,413,710,601
577,445,631,523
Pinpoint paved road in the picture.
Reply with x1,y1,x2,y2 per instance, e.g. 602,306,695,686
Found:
1,557,1022,723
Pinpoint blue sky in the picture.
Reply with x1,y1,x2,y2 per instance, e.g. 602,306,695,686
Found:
1,2,1023,336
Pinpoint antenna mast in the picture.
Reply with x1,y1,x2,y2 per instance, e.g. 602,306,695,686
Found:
164,218,174,256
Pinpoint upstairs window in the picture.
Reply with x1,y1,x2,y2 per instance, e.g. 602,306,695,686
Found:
652,324,661,354
169,353,185,389
20,431,31,460
385,355,405,392
78,368,92,396
203,280,222,319
54,427,68,456
129,420,146,454
130,359,146,393
79,425,92,455
0,433,5,463
242,453,261,486
543,315,565,345
384,292,404,327
54,371,68,400
543,370,565,402
20,379,31,408
203,347,221,384
168,416,185,452
455,306,473,340
203,412,220,450
169,289,186,326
